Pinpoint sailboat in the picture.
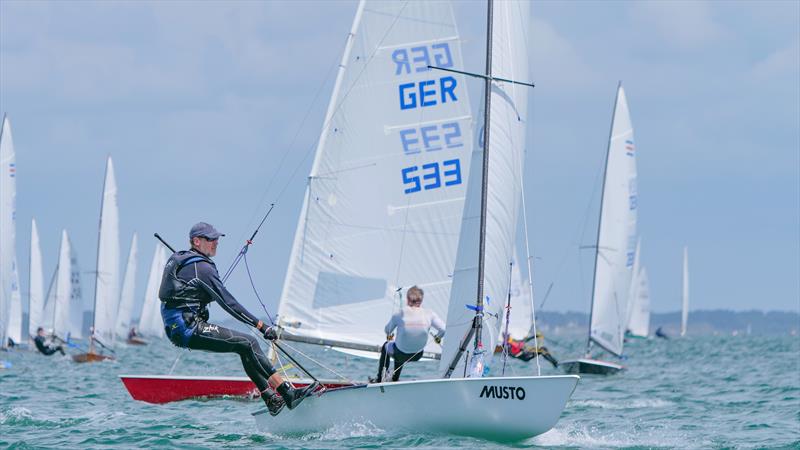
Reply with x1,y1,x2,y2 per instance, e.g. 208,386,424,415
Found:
44,230,84,344
0,115,17,351
28,219,45,342
624,239,650,339
681,246,689,337
116,233,142,344
561,83,639,375
135,243,166,339
74,156,119,363
253,1,578,440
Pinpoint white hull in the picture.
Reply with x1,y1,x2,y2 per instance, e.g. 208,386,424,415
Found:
560,358,623,375
254,375,578,441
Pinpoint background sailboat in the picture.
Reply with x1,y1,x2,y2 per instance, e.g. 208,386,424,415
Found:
136,243,166,338
7,257,23,346
0,116,17,350
115,233,139,342
75,156,119,362
28,218,45,342
681,246,689,336
561,83,638,375
626,266,651,338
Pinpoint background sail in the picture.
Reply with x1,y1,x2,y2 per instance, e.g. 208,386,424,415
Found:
7,257,23,344
28,218,44,339
499,250,533,340
68,240,84,339
53,230,72,337
626,266,650,337
92,156,120,344
277,0,473,355
138,244,166,337
681,246,689,336
115,233,138,338
0,116,16,347
440,0,531,374
588,85,638,357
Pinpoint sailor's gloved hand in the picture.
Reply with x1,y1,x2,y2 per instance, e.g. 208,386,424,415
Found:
263,326,278,341
199,308,210,322
434,336,442,345
386,334,394,341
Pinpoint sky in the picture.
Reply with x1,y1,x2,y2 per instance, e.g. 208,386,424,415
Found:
1,0,798,322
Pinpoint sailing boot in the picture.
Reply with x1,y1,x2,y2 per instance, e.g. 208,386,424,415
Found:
261,389,285,416
276,381,321,410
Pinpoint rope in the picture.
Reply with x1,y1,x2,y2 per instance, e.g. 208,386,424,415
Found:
277,340,356,384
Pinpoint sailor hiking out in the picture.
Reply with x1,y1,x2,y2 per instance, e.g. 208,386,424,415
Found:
159,222,318,416
374,286,445,382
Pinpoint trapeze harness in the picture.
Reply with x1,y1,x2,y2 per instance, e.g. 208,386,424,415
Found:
159,251,213,347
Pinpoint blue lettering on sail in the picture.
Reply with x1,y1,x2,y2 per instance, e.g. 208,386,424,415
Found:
402,159,462,194
400,122,463,155
392,43,453,75
399,76,458,110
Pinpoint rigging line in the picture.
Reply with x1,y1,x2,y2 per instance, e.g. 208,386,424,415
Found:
221,204,275,284
277,339,355,384
242,252,275,326
519,112,541,376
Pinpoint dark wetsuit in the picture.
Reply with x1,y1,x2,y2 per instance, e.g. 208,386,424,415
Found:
159,250,276,393
34,335,65,356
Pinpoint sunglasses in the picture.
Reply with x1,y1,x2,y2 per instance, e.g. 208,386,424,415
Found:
200,236,219,242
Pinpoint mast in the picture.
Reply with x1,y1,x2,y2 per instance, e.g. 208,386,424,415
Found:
443,0,494,378
585,81,622,355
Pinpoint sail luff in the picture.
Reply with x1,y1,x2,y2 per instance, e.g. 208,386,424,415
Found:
28,218,44,339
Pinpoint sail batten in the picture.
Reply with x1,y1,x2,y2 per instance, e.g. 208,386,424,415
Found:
277,1,473,356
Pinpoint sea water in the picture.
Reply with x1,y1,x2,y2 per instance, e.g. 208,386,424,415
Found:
1,334,798,449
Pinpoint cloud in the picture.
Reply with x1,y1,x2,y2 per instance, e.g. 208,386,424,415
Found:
750,38,800,81
629,1,727,50
530,17,594,90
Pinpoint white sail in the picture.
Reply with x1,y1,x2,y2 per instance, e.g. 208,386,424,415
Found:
499,250,533,340
68,239,84,339
53,230,72,337
7,257,22,344
587,85,638,357
440,0,531,375
626,267,650,338
92,156,120,345
138,244,166,337
681,246,689,336
277,1,473,356
28,218,44,338
115,233,138,338
0,116,16,348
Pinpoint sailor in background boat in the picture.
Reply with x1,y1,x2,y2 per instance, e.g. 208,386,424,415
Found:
373,286,445,382
159,222,319,416
33,327,65,356
501,331,559,368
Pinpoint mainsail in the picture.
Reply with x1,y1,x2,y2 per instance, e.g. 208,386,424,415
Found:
440,0,531,375
92,156,120,344
138,244,166,337
115,233,138,338
0,116,16,348
68,240,84,339
681,246,689,336
587,84,638,357
28,218,45,339
53,230,73,338
277,1,473,356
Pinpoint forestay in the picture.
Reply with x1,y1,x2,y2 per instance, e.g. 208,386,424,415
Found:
138,244,166,337
92,156,120,344
0,116,16,348
28,219,45,339
439,0,531,375
588,85,638,357
277,0,473,356
116,233,138,338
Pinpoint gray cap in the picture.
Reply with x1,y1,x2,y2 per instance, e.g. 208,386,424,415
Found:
190,222,225,240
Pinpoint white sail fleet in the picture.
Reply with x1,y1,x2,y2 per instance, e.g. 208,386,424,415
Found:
0,0,696,440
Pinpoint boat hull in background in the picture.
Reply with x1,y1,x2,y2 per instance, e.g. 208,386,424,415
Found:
253,375,579,441
560,358,623,375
